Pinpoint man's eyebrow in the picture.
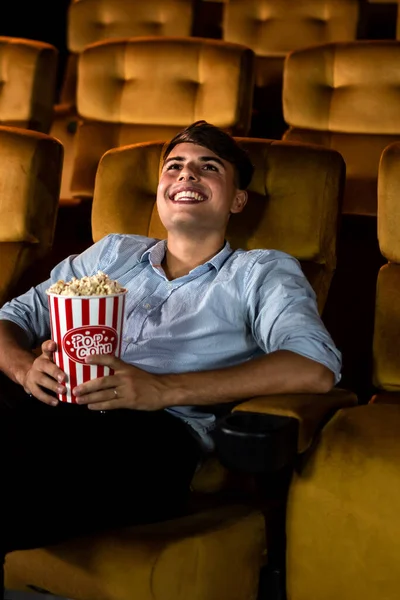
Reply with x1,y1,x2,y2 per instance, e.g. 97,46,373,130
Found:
163,155,226,169
199,156,225,169
164,156,184,164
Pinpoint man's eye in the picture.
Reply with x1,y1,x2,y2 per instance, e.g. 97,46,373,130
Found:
166,163,181,171
203,164,218,171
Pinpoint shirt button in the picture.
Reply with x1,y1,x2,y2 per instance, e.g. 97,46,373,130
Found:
144,303,151,309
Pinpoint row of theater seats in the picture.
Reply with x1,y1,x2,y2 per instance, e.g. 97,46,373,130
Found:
2,122,400,600
48,0,373,205
56,0,363,141
55,34,400,219
4,31,400,220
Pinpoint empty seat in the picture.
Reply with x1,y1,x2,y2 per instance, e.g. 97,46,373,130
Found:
282,40,400,216
67,36,255,204
371,141,400,402
221,0,360,138
61,0,195,107
0,126,63,305
52,0,196,202
0,36,58,133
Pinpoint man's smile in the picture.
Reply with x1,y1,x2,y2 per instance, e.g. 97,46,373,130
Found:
169,186,208,203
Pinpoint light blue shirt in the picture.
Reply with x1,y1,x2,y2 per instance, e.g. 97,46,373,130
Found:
0,234,342,451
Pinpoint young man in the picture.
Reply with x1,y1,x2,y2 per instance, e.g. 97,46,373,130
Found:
0,121,341,593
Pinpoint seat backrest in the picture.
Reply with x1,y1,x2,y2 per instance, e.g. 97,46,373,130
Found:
282,40,400,216
68,0,194,53
0,36,58,133
221,1,359,140
91,138,345,313
222,0,359,57
0,126,63,304
70,37,255,201
283,40,400,135
60,0,195,105
373,141,400,390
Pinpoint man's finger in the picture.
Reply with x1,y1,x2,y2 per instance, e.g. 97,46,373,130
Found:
84,353,121,368
73,375,117,397
41,340,57,357
38,359,66,383
35,372,66,396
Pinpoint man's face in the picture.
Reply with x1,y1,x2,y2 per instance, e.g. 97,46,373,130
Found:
156,142,247,236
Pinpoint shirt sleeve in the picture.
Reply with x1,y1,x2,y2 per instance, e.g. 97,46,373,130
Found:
0,235,117,348
244,251,342,384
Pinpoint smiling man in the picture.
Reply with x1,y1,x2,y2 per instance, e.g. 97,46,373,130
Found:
0,120,341,596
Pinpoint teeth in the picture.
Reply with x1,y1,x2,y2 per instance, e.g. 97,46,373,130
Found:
172,191,205,202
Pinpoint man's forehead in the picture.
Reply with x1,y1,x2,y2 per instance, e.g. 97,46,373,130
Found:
165,142,221,161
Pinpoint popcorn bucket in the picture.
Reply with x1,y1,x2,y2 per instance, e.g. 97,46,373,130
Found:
46,292,127,403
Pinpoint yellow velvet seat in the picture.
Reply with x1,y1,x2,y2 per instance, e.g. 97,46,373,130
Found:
51,0,196,202
91,137,345,313
280,142,400,600
282,40,400,216
0,126,63,306
285,402,400,600
221,0,360,139
3,136,354,598
371,141,400,401
63,36,255,207
0,36,58,134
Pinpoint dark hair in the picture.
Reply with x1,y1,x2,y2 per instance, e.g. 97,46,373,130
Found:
163,120,254,190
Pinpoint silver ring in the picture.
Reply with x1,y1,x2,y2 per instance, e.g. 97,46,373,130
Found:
113,388,118,399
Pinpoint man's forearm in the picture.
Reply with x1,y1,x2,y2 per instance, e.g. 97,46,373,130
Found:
162,350,336,408
0,321,35,386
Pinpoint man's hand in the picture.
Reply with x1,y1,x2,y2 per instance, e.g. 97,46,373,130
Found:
23,340,66,406
73,354,170,412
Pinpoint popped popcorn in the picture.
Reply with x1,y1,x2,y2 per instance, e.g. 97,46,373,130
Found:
46,271,126,297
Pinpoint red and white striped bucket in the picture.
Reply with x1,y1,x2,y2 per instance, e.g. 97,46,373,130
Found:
46,292,127,403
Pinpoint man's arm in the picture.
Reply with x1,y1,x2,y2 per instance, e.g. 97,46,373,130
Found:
162,349,335,407
72,349,335,412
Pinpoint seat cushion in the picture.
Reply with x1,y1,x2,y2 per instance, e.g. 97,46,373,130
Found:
5,505,266,600
286,404,400,600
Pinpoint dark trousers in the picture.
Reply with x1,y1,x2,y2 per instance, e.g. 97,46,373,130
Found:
0,375,201,595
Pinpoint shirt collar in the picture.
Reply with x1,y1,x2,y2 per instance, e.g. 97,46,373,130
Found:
140,239,233,273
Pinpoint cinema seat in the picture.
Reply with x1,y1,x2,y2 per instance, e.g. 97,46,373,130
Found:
52,0,196,202
370,141,400,403
221,0,360,139
0,126,63,306
282,40,400,216
3,136,356,600
0,36,58,134
65,36,255,207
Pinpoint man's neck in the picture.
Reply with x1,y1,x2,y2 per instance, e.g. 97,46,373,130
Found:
162,235,225,280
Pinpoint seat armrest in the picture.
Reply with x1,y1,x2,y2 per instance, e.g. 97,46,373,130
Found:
213,388,357,474
232,388,357,453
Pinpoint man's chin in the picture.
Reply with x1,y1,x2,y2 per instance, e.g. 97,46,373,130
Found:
163,218,216,235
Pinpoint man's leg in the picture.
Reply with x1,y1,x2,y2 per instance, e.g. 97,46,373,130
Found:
0,375,200,596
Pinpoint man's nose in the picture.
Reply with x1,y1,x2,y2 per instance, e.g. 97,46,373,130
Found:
178,165,198,181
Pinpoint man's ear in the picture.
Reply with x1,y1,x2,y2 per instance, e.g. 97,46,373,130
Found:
230,190,248,214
